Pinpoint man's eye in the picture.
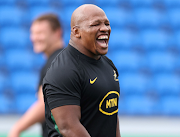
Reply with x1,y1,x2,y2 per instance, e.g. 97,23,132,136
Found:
92,24,99,26
105,23,110,26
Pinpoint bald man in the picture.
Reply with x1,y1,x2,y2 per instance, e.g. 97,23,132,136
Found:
43,4,121,137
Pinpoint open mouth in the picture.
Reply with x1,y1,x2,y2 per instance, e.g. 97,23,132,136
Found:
96,35,109,48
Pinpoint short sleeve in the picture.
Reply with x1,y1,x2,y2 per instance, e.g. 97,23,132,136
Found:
43,61,82,110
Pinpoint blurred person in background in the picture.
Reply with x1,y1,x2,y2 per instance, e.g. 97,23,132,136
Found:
8,13,64,137
43,4,121,137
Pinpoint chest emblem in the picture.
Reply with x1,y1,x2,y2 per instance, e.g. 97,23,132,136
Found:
99,91,119,115
113,70,119,81
90,77,97,84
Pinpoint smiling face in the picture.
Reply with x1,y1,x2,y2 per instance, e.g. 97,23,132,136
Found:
71,5,111,60
30,20,56,54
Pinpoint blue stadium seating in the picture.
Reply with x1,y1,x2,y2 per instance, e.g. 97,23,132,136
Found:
0,0,15,5
61,6,77,28
153,74,180,95
63,28,71,46
161,96,180,115
0,53,4,69
14,91,37,114
174,30,180,50
33,53,46,71
10,71,39,94
23,0,49,6
0,6,24,27
15,94,37,114
146,51,177,72
103,7,132,27
0,74,7,93
56,0,85,7
0,94,15,114
27,6,59,23
0,27,30,49
133,8,165,29
5,50,35,71
118,97,127,115
95,0,120,7
109,29,137,49
125,95,157,115
119,73,150,95
168,9,180,29
161,0,180,8
140,30,171,50
111,50,143,72
127,0,155,7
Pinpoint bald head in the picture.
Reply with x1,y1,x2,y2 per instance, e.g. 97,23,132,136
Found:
71,4,105,28
69,4,111,60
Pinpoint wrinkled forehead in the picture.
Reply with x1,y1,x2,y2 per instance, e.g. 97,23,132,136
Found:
80,8,109,24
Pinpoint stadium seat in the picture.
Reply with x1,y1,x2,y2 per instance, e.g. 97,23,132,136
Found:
146,51,177,72
0,27,30,49
63,28,71,46
133,8,165,28
27,6,59,23
33,53,46,71
153,74,180,95
168,9,180,29
128,0,155,7
23,0,49,6
0,6,24,27
125,95,157,115
175,30,180,50
103,7,132,27
15,94,37,114
0,94,15,114
111,50,143,72
0,0,15,5
140,30,171,50
0,73,7,93
95,0,120,7
109,29,137,49
160,0,180,8
10,71,39,94
119,73,150,95
61,6,77,28
0,53,5,69
56,0,85,7
4,50,35,71
118,97,127,115
161,96,180,115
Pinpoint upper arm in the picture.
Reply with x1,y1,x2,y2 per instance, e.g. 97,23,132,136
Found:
51,105,81,131
51,105,91,137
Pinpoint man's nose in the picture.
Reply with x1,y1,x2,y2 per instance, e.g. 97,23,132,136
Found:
100,24,110,32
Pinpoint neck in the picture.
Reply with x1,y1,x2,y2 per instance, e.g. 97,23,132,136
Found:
69,39,101,60
45,39,64,58
69,39,77,49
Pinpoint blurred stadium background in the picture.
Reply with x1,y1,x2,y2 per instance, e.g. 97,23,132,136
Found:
0,0,180,137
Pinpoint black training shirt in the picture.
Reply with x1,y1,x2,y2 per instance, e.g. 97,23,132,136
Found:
43,44,120,137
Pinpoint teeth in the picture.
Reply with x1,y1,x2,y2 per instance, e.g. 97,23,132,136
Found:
98,35,108,40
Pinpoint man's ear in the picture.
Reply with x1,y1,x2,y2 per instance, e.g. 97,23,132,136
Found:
72,26,81,38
